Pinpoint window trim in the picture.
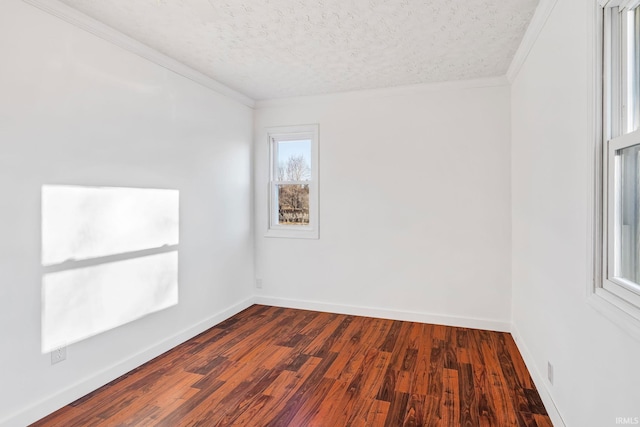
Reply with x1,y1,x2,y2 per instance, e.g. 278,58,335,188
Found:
265,124,319,239
605,130,640,308
592,0,640,337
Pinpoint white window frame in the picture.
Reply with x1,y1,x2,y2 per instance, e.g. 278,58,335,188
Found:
594,0,640,334
265,124,319,239
606,132,640,309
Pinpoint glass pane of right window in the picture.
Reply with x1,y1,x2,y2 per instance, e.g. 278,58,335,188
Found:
616,144,640,287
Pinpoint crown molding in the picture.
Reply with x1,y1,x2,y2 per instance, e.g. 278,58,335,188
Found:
255,76,509,109
506,0,559,83
22,0,256,108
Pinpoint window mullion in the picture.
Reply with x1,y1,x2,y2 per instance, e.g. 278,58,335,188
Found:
273,180,309,185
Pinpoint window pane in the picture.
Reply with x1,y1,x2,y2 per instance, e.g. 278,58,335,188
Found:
277,139,311,181
276,184,309,225
617,144,640,285
625,7,640,133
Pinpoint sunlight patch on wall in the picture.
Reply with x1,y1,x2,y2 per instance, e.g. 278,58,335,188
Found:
42,252,178,353
42,185,179,265
41,185,179,353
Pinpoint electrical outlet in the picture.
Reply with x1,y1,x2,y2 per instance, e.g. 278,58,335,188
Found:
547,361,554,385
256,278,263,289
51,346,66,365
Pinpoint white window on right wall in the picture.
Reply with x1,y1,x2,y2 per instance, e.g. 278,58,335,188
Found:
266,124,319,239
600,0,640,325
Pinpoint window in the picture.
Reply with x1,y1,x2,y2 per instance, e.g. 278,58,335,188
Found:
266,124,319,239
599,0,640,325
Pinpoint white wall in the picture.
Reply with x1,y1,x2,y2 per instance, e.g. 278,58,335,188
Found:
254,82,512,330
0,1,254,425
511,0,640,425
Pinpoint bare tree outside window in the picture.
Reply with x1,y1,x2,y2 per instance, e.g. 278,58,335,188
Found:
278,154,310,225
279,154,310,181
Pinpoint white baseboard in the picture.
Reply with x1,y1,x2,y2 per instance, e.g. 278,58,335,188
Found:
254,295,511,332
510,323,566,427
1,297,256,427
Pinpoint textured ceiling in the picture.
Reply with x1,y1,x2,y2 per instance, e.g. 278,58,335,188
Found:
56,0,539,100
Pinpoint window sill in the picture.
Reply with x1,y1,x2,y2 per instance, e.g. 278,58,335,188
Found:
265,227,319,239
588,287,640,341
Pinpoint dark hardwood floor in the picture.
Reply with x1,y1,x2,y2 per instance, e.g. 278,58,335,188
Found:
31,305,552,426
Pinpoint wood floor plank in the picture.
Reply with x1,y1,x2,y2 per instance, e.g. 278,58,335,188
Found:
29,405,81,427
310,315,353,357
139,387,200,426
441,368,460,427
459,362,479,427
261,354,332,426
367,399,391,426
325,316,389,382
307,341,385,425
380,320,403,352
305,373,352,424
345,350,391,425
534,413,555,427
503,335,534,389
402,393,425,427
151,378,225,426
387,321,414,372
491,332,538,426
31,305,553,427
285,376,335,426
195,368,280,426
423,338,445,427
477,335,518,427
327,348,390,427
98,367,201,424
384,391,410,427
171,366,271,426
407,322,432,395
327,315,368,354
302,314,349,356
395,370,413,394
